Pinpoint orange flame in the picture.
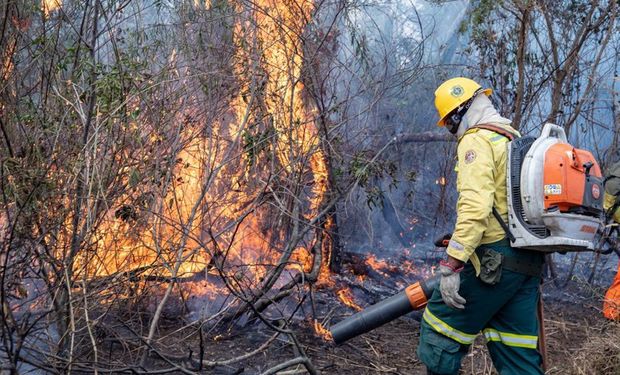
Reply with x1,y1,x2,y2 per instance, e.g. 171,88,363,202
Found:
231,0,332,285
42,0,61,18
365,254,389,272
336,288,362,311
313,320,333,341
193,0,211,8
75,0,332,296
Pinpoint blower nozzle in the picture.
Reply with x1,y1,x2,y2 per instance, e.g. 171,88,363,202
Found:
329,275,439,344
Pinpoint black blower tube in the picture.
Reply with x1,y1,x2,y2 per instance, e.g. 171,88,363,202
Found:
330,275,440,345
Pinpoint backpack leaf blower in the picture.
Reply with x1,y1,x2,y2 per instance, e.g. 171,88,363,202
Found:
479,123,607,252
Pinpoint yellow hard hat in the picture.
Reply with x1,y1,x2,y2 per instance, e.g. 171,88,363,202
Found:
434,77,492,126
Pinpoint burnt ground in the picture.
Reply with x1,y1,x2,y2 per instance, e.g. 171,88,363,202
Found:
149,271,619,375
87,252,619,375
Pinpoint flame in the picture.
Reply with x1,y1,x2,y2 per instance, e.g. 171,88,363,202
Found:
365,254,389,272
313,320,333,341
228,0,331,285
436,177,447,186
237,0,328,210
193,0,211,8
42,0,61,18
1,52,14,83
317,216,336,286
336,288,362,311
73,0,332,297
0,212,7,248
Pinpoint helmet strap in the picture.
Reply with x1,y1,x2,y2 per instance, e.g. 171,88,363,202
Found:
445,88,483,133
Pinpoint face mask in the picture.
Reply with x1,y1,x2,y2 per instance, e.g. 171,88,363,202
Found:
455,116,470,138
447,120,459,134
446,112,462,134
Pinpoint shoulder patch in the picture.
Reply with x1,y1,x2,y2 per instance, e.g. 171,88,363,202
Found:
464,150,477,164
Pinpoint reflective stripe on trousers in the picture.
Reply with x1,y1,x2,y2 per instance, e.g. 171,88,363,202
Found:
424,308,538,349
423,308,477,345
482,328,538,349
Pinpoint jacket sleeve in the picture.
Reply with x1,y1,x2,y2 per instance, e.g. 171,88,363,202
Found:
603,191,620,223
446,132,496,262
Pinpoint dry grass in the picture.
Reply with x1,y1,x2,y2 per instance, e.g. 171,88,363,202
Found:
570,322,620,375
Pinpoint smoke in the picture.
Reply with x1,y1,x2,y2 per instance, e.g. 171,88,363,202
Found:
326,1,471,258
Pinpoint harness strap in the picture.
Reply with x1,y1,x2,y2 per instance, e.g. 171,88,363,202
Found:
472,123,520,140
492,207,515,243
474,247,544,277
501,254,544,277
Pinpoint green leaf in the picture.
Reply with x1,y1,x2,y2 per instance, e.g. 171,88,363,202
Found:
129,168,140,187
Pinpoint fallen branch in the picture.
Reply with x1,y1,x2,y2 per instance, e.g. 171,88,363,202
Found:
201,331,280,368
260,356,318,375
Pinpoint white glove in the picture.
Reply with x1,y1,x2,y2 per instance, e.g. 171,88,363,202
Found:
439,264,466,310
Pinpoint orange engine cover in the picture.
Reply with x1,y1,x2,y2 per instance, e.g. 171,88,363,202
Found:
543,143,602,212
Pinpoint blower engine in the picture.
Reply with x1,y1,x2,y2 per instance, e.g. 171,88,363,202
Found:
507,123,605,252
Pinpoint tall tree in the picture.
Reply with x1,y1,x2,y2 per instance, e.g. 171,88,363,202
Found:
461,0,618,135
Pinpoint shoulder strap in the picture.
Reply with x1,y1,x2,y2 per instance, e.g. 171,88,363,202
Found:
492,207,516,243
472,124,520,141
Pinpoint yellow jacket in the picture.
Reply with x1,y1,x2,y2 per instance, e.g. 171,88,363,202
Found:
604,192,620,223
446,123,519,275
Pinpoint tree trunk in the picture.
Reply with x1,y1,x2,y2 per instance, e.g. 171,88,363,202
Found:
512,4,531,131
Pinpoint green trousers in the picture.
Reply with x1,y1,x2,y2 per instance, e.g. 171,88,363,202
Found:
417,240,544,375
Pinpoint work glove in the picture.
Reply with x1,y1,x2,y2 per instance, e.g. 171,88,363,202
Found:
439,260,466,310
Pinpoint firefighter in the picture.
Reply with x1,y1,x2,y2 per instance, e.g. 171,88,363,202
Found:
416,77,545,375
602,160,620,320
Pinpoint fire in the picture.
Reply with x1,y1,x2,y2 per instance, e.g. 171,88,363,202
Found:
193,0,211,8
313,319,333,341
365,254,390,272
42,0,61,18
336,288,362,311
73,0,333,301
1,51,14,83
290,247,314,274
227,0,331,286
